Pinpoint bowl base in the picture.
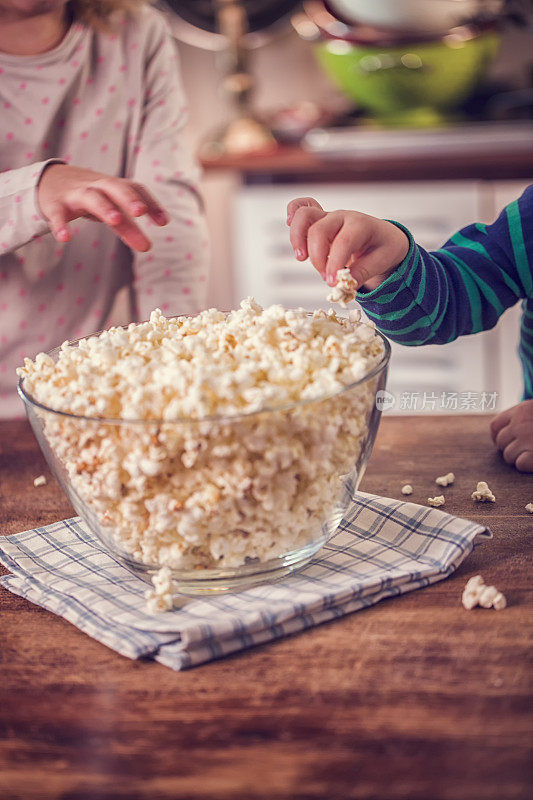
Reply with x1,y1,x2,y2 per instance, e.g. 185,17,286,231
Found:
116,535,329,597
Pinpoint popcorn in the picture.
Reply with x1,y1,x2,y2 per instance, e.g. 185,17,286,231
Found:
327,268,358,308
462,575,506,611
18,300,385,578
471,481,495,503
428,495,445,507
461,574,484,609
478,585,507,610
401,484,413,495
33,475,47,487
461,575,485,611
145,567,174,613
435,472,455,487
525,503,533,513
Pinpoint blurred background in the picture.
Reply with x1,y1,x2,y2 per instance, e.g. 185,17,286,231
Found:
160,1,533,413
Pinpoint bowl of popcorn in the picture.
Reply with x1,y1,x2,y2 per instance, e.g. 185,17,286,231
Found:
17,299,390,596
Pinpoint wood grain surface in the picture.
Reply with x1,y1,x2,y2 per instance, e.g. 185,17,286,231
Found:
0,415,531,800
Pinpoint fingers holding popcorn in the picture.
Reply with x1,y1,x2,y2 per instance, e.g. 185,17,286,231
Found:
287,200,410,293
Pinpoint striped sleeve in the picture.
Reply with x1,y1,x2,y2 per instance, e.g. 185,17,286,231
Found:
521,299,533,399
356,185,533,398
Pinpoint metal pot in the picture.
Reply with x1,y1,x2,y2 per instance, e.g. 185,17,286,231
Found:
164,0,301,49
327,0,504,37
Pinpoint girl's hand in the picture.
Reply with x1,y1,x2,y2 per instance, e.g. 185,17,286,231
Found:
490,399,533,472
37,164,169,251
286,197,409,291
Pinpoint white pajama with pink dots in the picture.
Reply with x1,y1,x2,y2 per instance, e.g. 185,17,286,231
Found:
0,6,209,418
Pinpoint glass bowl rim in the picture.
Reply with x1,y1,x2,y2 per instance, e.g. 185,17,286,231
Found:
17,319,390,426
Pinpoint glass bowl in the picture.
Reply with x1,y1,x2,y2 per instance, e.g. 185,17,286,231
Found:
18,327,390,595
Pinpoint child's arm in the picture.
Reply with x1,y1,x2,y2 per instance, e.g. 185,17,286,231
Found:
287,188,532,397
0,160,66,254
288,189,533,470
288,189,531,344
0,160,168,256
356,189,531,349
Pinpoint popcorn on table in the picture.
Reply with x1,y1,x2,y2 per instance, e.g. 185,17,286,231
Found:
525,503,533,513
435,472,455,487
33,475,47,487
471,481,496,503
428,495,445,507
401,484,413,495
462,575,506,611
18,299,385,576
327,268,358,308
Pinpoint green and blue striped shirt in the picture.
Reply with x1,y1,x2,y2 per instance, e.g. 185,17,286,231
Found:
357,185,533,399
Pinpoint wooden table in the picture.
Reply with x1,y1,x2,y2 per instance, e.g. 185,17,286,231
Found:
0,416,531,800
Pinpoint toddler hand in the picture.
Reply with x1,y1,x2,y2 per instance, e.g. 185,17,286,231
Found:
286,197,409,291
490,399,533,472
37,164,169,251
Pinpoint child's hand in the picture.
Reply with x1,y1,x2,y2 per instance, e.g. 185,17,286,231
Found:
286,197,409,291
37,164,169,251
490,399,533,472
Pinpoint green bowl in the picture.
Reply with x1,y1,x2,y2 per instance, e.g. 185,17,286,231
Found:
315,31,500,126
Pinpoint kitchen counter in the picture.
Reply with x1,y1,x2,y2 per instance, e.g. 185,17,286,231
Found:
200,141,533,183
0,415,531,800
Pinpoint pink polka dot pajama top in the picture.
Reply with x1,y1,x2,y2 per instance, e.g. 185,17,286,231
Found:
0,6,209,417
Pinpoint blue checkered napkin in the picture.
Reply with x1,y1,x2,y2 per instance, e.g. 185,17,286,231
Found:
0,492,491,670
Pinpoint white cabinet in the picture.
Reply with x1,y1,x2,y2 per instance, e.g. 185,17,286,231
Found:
233,180,529,413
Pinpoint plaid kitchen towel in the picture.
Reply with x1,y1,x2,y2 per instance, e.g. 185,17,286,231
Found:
0,492,491,670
